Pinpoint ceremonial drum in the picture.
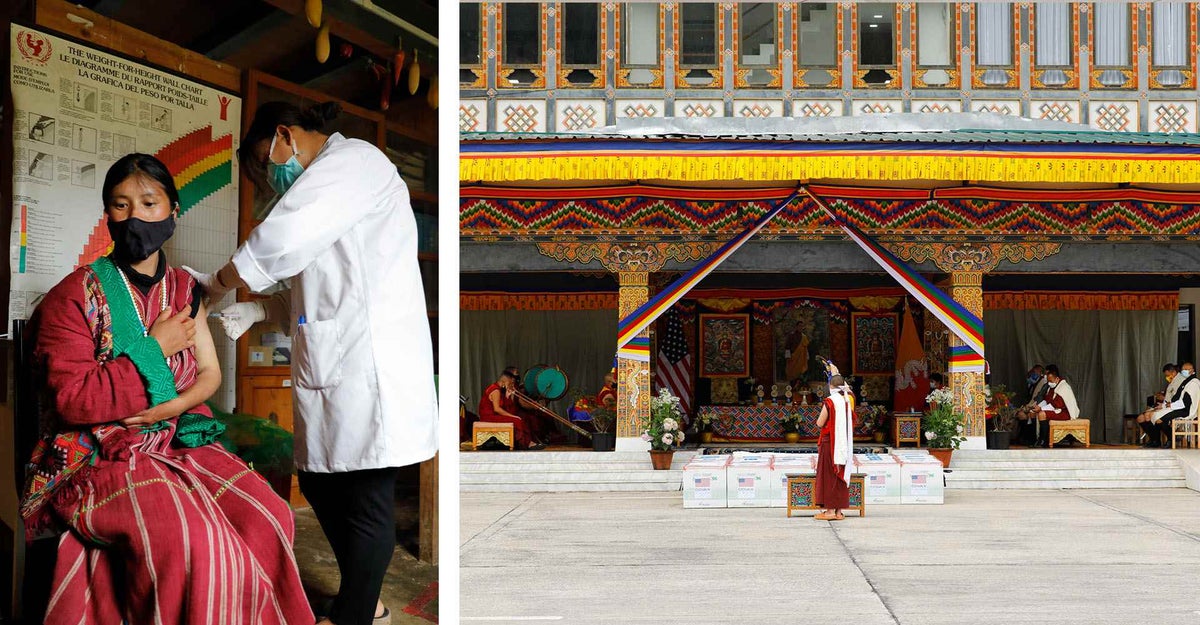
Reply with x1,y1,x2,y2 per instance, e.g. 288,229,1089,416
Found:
523,364,570,401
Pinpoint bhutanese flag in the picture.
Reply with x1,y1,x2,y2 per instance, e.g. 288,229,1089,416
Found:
893,304,930,412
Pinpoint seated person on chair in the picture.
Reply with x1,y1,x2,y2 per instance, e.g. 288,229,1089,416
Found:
1141,362,1200,448
1015,364,1048,445
1137,363,1182,441
478,369,546,450
19,154,312,624
1035,365,1080,447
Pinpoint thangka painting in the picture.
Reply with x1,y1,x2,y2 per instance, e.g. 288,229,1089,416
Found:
851,312,898,375
772,303,832,386
699,314,750,377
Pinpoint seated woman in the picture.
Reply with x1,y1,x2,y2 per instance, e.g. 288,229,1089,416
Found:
19,154,313,624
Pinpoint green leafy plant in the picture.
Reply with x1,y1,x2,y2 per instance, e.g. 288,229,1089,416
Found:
590,405,615,434
778,413,803,434
986,384,1018,433
924,387,966,449
696,411,717,433
644,388,685,450
858,404,888,433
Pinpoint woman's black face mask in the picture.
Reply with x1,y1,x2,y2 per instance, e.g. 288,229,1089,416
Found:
107,215,175,261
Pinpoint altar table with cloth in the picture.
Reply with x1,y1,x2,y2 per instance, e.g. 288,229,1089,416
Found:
702,405,873,442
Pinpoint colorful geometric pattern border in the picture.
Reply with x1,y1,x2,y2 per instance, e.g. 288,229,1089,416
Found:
948,345,986,373
984,291,1179,311
460,184,1200,238
752,299,850,325
461,292,618,311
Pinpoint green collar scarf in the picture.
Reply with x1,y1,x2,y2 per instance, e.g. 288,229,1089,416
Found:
91,256,224,447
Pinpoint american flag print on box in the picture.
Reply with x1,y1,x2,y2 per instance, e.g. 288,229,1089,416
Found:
910,473,929,496
693,476,712,499
738,476,756,498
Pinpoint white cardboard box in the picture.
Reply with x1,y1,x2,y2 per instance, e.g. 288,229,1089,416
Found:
770,454,816,507
682,456,730,509
895,454,945,504
854,453,902,505
726,456,773,508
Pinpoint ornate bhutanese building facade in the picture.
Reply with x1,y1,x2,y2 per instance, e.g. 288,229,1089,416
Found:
459,2,1200,450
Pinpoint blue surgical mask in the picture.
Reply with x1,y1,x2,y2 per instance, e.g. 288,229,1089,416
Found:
266,132,304,194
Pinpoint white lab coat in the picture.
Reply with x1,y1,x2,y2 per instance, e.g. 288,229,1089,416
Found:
232,132,437,472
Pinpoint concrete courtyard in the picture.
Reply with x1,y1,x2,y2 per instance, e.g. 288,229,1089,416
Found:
461,488,1200,624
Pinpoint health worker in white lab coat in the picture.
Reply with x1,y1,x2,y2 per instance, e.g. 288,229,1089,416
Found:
184,101,436,625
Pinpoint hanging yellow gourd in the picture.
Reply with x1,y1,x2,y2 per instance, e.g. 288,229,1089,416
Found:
305,0,322,28
427,73,438,109
407,49,420,95
315,23,331,63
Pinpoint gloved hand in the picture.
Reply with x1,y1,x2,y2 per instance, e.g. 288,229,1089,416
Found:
182,265,231,304
215,301,266,341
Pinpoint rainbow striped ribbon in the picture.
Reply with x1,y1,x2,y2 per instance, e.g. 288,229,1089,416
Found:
803,188,985,359
948,345,986,373
615,189,802,358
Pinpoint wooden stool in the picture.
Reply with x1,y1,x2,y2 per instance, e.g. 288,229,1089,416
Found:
473,422,515,450
1048,419,1090,448
785,474,866,518
893,413,923,448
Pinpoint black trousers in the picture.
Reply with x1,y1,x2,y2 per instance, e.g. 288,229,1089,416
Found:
1141,409,1186,446
298,467,401,625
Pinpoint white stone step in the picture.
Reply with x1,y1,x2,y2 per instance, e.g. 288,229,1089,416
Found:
461,470,685,484
948,460,1180,470
945,479,1188,490
946,468,1184,480
461,481,684,493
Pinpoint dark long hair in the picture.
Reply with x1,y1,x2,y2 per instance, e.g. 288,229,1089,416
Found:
237,101,342,179
102,153,179,208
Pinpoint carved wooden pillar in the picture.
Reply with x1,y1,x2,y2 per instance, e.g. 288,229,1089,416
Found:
948,270,987,449
617,270,652,449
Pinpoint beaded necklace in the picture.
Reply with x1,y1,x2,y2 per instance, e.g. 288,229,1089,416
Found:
115,263,168,336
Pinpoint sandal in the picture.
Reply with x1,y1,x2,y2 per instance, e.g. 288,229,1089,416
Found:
814,511,835,520
833,512,845,521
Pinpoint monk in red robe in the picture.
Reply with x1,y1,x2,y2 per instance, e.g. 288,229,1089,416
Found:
19,154,312,624
815,373,856,521
478,369,546,450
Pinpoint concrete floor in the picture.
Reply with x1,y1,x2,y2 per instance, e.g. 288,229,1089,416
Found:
295,496,437,624
461,489,1200,624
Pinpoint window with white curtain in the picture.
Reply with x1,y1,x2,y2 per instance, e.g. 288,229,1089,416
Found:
1093,2,1131,87
1034,3,1071,87
798,2,837,86
975,2,1012,86
1152,2,1188,87
916,2,954,86
622,3,659,84
739,3,777,86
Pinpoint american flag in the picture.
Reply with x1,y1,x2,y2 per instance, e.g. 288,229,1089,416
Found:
912,474,927,486
694,476,711,488
738,476,755,488
656,308,694,419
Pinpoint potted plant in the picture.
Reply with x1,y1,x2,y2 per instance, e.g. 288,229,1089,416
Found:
985,384,1016,450
590,404,616,452
644,388,684,469
924,387,966,467
778,413,803,444
859,404,888,444
696,411,716,444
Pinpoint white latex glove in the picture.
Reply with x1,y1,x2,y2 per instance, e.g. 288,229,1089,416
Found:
182,265,230,304
216,301,266,341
